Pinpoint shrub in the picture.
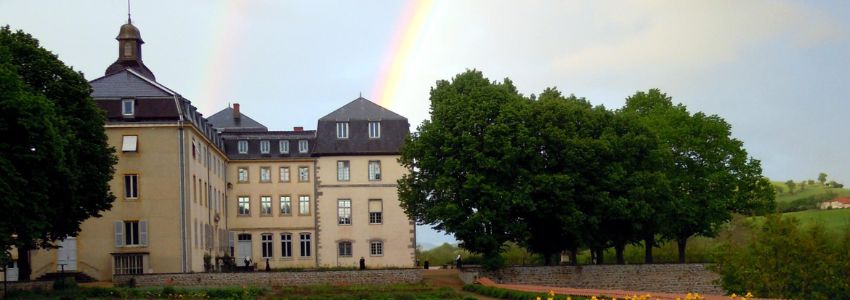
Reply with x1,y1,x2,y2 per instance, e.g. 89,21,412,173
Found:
463,284,594,300
713,214,850,299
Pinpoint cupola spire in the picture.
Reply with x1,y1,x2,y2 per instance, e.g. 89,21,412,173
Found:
104,2,156,80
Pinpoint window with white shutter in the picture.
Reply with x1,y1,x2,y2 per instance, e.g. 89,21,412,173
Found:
122,135,138,152
114,221,124,247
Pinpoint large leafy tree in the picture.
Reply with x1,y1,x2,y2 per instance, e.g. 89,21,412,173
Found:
0,26,116,280
622,89,774,263
398,70,535,268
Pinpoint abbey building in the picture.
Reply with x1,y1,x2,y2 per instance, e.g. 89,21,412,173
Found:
14,19,415,281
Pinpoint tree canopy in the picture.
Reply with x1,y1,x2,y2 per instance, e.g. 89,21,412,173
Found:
399,70,774,268
0,26,117,280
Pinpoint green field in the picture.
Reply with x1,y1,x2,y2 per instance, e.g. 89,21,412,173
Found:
770,181,850,212
781,208,850,233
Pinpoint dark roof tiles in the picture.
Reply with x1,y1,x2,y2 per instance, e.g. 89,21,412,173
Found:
319,97,406,121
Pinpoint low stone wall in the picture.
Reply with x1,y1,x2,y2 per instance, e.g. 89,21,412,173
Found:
0,280,53,292
462,264,723,295
114,269,423,287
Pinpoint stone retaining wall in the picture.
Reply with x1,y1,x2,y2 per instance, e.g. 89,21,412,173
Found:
0,281,53,292
462,264,723,295
113,269,423,287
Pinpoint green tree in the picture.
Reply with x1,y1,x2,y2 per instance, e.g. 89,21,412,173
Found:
399,70,533,269
818,172,828,185
785,180,796,195
622,89,773,263
0,27,116,280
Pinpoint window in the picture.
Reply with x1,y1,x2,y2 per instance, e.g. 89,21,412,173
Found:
338,199,351,225
114,220,147,247
123,42,133,57
369,199,383,224
338,241,352,257
260,140,270,154
238,196,250,215
281,233,292,257
124,174,139,199
298,140,309,153
260,196,272,215
260,167,271,182
368,161,382,181
279,196,291,215
279,140,289,154
369,121,381,138
238,167,249,183
337,161,350,181
237,140,248,154
122,135,138,152
370,241,383,256
298,167,309,182
300,233,311,257
113,254,144,275
261,234,273,259
122,99,134,116
336,122,349,139
299,196,310,215
279,167,290,182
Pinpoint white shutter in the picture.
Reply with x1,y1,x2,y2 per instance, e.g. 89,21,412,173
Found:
114,221,124,247
369,199,383,213
139,220,148,246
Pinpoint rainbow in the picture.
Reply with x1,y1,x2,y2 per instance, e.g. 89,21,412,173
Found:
371,0,435,109
197,1,248,114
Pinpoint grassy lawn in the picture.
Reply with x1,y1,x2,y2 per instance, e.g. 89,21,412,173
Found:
772,181,850,204
5,283,472,300
779,208,850,233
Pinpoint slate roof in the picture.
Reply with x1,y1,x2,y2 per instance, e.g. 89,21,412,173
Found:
318,97,406,121
90,69,174,98
208,107,268,131
220,130,317,160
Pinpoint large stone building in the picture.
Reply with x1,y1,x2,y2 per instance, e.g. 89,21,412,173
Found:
9,18,414,281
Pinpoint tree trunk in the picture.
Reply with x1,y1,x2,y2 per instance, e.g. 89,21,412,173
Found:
17,247,31,281
644,237,654,264
677,237,687,263
569,247,578,266
594,247,604,265
614,243,625,265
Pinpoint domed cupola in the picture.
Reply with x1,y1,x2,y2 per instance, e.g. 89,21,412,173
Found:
105,17,156,80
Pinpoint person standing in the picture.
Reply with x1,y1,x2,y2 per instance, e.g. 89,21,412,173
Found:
359,257,366,270
455,254,462,270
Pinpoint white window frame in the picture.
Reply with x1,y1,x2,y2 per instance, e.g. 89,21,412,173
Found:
338,199,351,225
368,160,382,181
298,167,309,182
279,196,291,215
279,140,289,154
260,140,270,154
370,240,384,256
237,140,248,154
336,122,349,139
299,195,310,215
261,233,273,259
369,199,383,224
124,174,139,199
338,241,352,257
238,196,250,216
281,233,292,257
279,167,290,182
238,167,249,183
122,99,135,116
260,167,271,183
337,161,350,181
300,233,312,257
122,135,138,152
260,196,272,215
298,140,309,153
369,121,381,139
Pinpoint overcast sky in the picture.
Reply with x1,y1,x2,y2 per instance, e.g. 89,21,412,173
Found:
2,0,848,247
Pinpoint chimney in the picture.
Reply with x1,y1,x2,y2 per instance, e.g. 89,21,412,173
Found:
232,103,241,119
294,126,303,132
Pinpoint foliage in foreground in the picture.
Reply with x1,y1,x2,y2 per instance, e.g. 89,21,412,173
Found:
463,284,594,300
713,214,850,299
6,286,266,299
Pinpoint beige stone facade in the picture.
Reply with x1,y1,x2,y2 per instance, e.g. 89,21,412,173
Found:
12,20,415,282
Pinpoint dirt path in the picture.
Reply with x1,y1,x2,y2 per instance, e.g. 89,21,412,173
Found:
423,269,498,300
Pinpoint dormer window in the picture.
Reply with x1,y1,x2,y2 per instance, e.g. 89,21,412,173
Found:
298,140,309,153
336,122,349,139
260,140,270,154
238,140,248,154
122,99,135,117
279,140,289,154
369,122,381,139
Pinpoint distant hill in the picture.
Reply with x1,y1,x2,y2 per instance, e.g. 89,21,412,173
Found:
771,181,850,212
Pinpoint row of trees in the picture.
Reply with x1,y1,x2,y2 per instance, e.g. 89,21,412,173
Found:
782,173,844,195
399,70,774,268
0,27,117,280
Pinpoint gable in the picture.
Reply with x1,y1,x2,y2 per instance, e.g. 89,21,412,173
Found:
90,69,173,98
